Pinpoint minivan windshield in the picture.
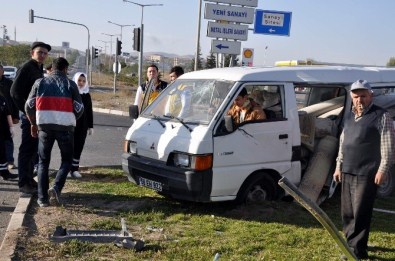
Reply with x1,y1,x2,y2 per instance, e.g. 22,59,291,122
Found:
141,79,234,125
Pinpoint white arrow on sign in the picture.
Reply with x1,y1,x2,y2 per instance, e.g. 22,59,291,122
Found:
211,40,241,55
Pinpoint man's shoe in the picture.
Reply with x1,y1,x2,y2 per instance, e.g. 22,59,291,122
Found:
37,199,49,207
19,184,37,196
48,187,60,206
8,163,17,170
1,170,18,180
71,171,82,178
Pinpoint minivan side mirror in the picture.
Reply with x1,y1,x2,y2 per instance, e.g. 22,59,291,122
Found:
129,105,139,119
224,115,233,132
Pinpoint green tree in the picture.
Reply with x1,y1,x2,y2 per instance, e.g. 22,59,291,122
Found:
205,52,216,69
0,44,30,67
190,45,204,71
224,54,239,67
387,57,395,67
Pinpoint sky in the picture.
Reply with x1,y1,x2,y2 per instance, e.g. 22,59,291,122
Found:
2,0,395,67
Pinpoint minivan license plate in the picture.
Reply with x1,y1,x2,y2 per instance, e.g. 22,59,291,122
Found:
138,177,162,191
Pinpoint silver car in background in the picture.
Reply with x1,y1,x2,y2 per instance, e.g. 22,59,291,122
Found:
3,66,17,80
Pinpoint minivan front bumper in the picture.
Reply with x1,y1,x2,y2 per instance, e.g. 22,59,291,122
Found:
122,153,213,202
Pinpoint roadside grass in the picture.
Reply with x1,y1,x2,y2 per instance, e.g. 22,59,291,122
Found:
90,72,135,112
90,87,133,113
16,167,395,260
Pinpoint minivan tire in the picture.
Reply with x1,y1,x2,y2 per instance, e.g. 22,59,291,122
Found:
236,173,277,204
377,167,395,198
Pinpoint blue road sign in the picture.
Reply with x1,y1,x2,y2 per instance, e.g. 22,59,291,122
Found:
254,10,292,36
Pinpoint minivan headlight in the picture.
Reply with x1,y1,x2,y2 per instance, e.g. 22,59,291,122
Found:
174,154,189,167
124,140,137,154
172,153,213,171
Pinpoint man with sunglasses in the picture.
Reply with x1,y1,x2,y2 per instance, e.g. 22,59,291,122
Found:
10,41,51,195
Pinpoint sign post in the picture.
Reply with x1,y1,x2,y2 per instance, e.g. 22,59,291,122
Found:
204,0,258,7
205,3,255,24
207,21,248,41
254,10,292,36
211,40,241,55
204,0,257,66
241,48,254,67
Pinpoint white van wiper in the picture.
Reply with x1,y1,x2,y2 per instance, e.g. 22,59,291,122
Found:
149,113,165,128
163,115,192,132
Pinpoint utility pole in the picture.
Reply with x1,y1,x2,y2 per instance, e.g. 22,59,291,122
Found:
108,21,134,42
29,9,91,84
102,33,118,71
123,0,164,87
195,0,203,71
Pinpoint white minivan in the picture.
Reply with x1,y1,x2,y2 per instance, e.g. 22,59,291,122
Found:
122,66,395,204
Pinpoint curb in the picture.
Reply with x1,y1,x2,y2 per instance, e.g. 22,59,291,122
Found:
0,196,32,261
0,108,128,259
92,107,129,117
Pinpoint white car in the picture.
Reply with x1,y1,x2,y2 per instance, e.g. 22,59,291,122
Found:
3,66,17,80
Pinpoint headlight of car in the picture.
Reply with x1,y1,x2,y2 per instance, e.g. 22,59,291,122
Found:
174,154,190,167
172,153,213,171
124,140,137,154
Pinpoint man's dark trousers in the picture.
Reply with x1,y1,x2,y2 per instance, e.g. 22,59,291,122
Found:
341,173,377,258
37,129,73,201
18,114,38,188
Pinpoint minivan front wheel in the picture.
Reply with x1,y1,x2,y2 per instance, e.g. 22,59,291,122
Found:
236,173,277,204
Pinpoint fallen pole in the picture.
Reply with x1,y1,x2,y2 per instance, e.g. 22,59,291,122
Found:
278,177,357,261
373,208,395,215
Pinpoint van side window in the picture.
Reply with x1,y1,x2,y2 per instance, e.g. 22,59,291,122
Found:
372,86,395,119
248,85,284,119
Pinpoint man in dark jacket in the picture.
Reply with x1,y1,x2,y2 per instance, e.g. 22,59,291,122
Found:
25,57,84,207
0,65,20,169
333,80,395,259
10,41,51,195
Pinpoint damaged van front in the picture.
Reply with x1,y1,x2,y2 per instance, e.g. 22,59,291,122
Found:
122,77,234,201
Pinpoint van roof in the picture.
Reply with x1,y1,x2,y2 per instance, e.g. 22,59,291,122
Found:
180,66,395,84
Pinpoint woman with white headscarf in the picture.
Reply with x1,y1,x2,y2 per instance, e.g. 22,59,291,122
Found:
68,72,93,178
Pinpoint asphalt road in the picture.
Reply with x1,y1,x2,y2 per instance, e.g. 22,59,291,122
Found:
0,112,132,244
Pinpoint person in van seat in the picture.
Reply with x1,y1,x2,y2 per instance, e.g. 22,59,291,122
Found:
164,66,191,118
333,79,395,260
228,88,266,125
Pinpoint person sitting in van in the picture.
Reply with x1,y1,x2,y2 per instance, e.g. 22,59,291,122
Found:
164,66,191,118
228,88,266,125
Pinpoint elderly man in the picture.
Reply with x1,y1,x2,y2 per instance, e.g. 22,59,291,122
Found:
333,79,395,259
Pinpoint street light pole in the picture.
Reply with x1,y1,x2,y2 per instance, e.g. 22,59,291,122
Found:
98,40,109,55
98,40,110,70
29,9,91,83
195,0,202,71
108,21,134,42
102,33,118,71
123,0,163,87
